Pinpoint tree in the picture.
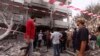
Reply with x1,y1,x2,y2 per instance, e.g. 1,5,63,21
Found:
0,0,31,40
81,4,100,21
0,3,16,40
0,11,14,40
80,4,100,31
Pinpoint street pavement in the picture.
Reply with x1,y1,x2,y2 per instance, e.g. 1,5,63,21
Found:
36,47,72,56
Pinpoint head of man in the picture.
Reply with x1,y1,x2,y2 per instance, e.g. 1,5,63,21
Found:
30,15,36,22
76,19,85,28
53,28,60,32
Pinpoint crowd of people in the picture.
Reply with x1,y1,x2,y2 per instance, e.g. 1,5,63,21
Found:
20,15,100,56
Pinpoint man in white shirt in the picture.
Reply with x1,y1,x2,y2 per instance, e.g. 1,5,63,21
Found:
51,29,62,56
38,30,43,48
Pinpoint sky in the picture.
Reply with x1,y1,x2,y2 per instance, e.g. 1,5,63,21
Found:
70,0,100,17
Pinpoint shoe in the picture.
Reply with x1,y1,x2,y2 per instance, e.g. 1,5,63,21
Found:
20,47,27,50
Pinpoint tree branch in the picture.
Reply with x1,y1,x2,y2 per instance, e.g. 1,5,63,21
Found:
10,15,14,26
0,12,9,26
13,24,19,34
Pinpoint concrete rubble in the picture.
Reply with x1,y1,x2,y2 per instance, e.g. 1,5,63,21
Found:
0,34,100,56
0,33,45,56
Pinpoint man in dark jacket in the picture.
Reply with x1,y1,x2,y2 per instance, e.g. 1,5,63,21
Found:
76,19,89,56
60,30,67,53
72,28,77,53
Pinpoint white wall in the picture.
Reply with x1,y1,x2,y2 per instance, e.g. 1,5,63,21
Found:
36,18,50,26
35,18,68,28
31,0,47,5
11,0,24,4
54,20,68,28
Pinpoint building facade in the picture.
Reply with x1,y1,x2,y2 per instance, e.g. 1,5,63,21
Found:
0,0,72,29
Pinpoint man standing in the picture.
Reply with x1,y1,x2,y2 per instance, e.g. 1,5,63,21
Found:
72,28,77,53
24,15,35,56
76,19,89,56
51,29,62,56
60,30,67,53
38,30,43,49
46,30,51,51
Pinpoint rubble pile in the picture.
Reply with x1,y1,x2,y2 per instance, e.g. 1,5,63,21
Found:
0,34,46,56
0,33,26,56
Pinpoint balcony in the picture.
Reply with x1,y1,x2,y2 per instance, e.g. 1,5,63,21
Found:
30,0,49,8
